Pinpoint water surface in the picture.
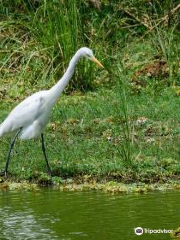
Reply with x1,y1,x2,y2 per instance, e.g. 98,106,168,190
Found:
0,189,179,239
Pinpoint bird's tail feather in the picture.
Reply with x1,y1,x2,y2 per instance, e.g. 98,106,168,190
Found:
0,123,4,137
0,120,10,137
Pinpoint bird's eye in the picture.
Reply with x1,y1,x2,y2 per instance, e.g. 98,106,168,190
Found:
86,54,91,57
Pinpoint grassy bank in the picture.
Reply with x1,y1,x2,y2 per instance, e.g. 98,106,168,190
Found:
1,84,180,184
1,1,180,186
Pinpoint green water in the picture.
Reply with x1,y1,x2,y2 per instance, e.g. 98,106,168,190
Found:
0,189,179,240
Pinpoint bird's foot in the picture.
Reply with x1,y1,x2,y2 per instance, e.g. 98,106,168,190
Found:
46,165,53,177
0,171,8,178
48,170,53,178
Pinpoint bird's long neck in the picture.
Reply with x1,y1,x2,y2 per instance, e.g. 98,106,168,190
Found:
49,51,81,103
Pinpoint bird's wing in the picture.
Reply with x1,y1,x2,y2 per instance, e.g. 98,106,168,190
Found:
0,90,49,136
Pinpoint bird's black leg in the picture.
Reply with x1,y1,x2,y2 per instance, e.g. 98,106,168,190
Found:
4,128,22,177
41,133,52,176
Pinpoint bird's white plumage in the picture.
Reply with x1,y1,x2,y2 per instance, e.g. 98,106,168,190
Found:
0,47,99,140
0,91,50,139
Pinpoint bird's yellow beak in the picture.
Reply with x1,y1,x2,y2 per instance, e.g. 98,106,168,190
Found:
90,56,104,68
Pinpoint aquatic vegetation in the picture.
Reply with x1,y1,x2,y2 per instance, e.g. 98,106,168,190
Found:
171,227,180,239
1,178,180,194
0,181,39,191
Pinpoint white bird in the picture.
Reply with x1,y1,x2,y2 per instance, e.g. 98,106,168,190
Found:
0,47,104,177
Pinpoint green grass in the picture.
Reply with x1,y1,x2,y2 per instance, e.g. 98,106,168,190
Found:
1,81,180,183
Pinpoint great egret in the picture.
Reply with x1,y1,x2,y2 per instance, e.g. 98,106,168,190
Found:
0,47,104,177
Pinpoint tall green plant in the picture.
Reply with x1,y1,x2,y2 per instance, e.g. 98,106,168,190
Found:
114,64,135,169
31,0,95,91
